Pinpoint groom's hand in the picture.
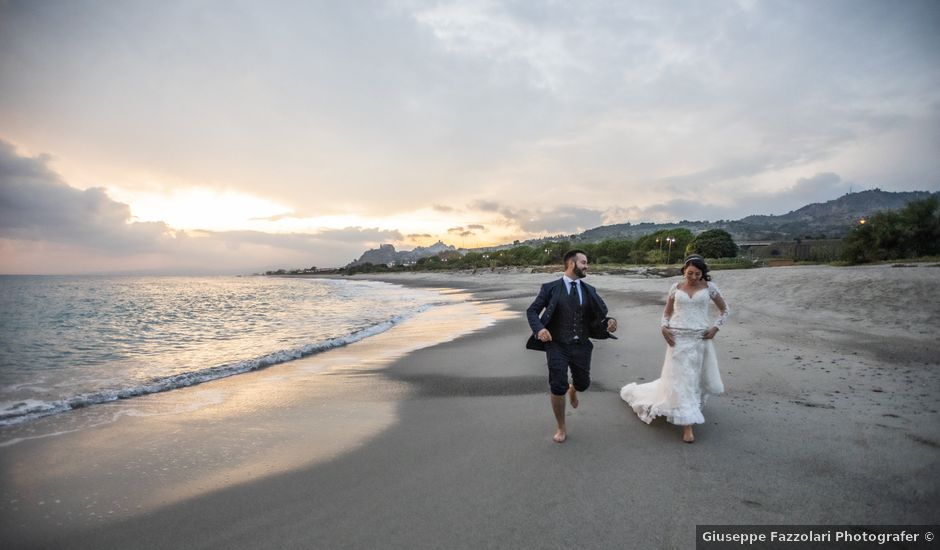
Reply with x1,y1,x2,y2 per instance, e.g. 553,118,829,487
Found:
607,318,618,333
537,328,552,342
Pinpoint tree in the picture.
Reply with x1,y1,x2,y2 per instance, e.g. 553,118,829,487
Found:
581,239,631,264
635,228,693,264
842,197,940,263
685,229,738,258
539,241,571,265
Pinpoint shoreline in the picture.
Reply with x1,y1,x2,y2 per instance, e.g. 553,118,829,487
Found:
0,276,450,431
0,286,512,546
0,309,435,433
2,264,938,548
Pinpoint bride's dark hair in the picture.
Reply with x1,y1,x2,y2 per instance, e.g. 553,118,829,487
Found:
681,255,712,281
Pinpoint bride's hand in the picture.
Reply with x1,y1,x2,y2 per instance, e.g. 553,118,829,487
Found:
661,327,675,347
703,327,719,340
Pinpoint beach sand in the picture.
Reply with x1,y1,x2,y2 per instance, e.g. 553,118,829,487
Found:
1,265,938,549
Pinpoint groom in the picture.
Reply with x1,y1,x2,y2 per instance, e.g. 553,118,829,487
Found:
526,249,618,442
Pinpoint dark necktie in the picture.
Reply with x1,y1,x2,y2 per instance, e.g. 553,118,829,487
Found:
569,281,578,302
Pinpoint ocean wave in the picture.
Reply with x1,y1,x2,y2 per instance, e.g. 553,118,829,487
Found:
0,307,429,428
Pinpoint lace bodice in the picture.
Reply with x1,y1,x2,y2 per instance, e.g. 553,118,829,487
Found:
626,281,727,426
662,281,728,330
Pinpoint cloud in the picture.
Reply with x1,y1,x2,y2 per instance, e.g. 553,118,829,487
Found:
412,1,581,92
250,212,298,222
447,225,477,238
467,224,485,231
613,172,858,223
2,1,938,253
469,200,501,213
513,206,604,234
469,199,604,234
406,233,433,240
659,154,789,188
620,200,738,224
0,140,171,253
314,227,403,243
786,172,854,205
0,140,401,273
203,227,401,252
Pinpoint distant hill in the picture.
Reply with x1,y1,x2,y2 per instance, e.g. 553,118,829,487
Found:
348,240,455,267
346,189,938,265
729,189,938,241
545,189,939,244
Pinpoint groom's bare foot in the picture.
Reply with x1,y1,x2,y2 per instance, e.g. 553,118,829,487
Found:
553,429,567,443
568,385,579,409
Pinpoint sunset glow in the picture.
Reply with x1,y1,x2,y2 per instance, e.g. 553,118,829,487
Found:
108,187,514,249
109,187,291,233
1,1,937,273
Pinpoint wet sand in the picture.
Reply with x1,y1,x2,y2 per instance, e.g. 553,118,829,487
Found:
1,265,938,549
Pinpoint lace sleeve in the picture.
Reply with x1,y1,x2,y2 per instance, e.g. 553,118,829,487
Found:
708,282,730,327
661,283,678,327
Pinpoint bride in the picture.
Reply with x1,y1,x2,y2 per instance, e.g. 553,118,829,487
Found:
620,255,729,443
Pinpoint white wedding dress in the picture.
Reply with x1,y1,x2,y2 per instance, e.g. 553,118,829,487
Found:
620,281,728,425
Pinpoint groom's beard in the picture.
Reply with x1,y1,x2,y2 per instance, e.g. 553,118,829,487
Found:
573,266,586,279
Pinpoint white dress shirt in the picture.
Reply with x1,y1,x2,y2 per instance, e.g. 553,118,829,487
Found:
562,275,583,305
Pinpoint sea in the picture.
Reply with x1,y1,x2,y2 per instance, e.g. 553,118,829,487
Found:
0,275,449,428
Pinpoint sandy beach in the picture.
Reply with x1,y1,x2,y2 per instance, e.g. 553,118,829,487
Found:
1,264,938,549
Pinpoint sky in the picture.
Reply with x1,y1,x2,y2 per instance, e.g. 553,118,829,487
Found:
1,0,939,274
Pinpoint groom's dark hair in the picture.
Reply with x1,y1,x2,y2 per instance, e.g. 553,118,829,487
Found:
563,249,587,268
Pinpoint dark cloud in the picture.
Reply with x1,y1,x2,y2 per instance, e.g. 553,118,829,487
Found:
445,226,477,238
787,172,854,205
469,200,501,213
406,233,433,239
470,199,604,234
0,140,401,272
467,224,485,231
660,154,785,188
624,172,857,222
1,0,938,219
0,140,170,253
514,206,604,234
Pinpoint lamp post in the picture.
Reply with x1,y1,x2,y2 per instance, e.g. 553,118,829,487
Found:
666,237,676,264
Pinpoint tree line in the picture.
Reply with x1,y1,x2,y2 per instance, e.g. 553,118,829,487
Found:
288,197,940,276
346,229,738,273
841,196,940,263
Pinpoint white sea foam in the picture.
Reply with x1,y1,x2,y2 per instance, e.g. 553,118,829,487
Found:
0,302,435,428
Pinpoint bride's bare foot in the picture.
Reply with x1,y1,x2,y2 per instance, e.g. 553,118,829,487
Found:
553,429,567,443
682,426,695,443
568,385,579,409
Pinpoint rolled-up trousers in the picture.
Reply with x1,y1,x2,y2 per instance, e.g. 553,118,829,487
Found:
545,340,593,396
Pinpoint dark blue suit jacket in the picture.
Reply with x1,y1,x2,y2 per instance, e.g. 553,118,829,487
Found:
525,278,617,351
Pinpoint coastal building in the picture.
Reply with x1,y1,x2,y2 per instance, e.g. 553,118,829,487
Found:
738,239,844,263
